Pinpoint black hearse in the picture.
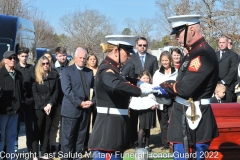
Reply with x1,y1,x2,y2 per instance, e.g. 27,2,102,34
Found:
0,14,36,64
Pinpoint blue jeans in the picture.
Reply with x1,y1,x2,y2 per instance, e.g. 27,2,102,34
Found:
0,114,19,160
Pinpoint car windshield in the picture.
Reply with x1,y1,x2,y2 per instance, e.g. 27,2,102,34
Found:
0,38,12,59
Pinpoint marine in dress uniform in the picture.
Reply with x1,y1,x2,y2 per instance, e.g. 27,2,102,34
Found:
88,35,153,160
154,15,219,160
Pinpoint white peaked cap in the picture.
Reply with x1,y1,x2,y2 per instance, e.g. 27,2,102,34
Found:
105,35,137,47
167,15,202,35
168,15,202,28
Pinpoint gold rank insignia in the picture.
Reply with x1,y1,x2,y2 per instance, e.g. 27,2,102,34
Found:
188,56,201,72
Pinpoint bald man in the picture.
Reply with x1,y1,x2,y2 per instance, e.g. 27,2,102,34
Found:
60,48,95,160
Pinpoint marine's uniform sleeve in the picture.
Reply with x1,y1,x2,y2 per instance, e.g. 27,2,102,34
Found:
100,68,141,97
160,53,215,98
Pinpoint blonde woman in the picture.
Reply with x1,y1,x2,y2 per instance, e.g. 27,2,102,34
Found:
32,56,59,160
88,35,151,160
68,59,75,66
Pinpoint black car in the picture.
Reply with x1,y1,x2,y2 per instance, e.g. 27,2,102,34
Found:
36,48,50,61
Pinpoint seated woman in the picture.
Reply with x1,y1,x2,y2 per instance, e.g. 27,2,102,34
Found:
32,56,59,160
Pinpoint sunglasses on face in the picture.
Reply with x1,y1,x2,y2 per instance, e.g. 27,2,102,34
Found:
42,62,49,66
230,42,233,45
138,44,147,47
8,56,16,60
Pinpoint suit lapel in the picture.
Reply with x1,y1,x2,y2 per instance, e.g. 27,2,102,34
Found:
216,51,221,61
221,50,230,61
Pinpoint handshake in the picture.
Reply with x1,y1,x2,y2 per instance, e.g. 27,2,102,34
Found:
139,83,168,96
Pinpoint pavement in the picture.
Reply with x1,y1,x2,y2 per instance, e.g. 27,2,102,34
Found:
18,122,31,153
16,122,61,160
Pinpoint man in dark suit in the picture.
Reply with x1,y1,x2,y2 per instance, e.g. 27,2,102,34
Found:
60,47,95,160
122,37,158,78
121,37,158,147
216,35,238,102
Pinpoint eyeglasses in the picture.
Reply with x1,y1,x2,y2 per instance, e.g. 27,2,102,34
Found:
138,44,147,47
230,42,233,45
42,62,49,66
8,56,16,60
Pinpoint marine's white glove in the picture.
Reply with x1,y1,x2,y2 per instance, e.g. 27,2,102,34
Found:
140,83,154,95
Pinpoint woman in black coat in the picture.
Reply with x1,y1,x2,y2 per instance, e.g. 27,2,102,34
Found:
32,56,59,160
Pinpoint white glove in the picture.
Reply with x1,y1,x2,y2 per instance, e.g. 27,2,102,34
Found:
140,83,154,95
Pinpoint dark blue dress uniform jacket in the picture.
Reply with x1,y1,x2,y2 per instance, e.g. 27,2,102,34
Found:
88,56,141,152
160,38,219,143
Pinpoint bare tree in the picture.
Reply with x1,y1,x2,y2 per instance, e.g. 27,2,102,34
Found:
29,9,58,50
58,34,77,55
155,0,240,51
0,0,33,18
60,8,115,54
124,17,157,42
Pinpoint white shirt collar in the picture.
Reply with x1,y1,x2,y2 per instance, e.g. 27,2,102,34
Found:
55,60,67,68
138,53,146,57
55,61,61,68
75,64,83,70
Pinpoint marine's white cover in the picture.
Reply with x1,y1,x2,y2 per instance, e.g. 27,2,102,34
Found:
167,15,201,28
105,35,137,46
